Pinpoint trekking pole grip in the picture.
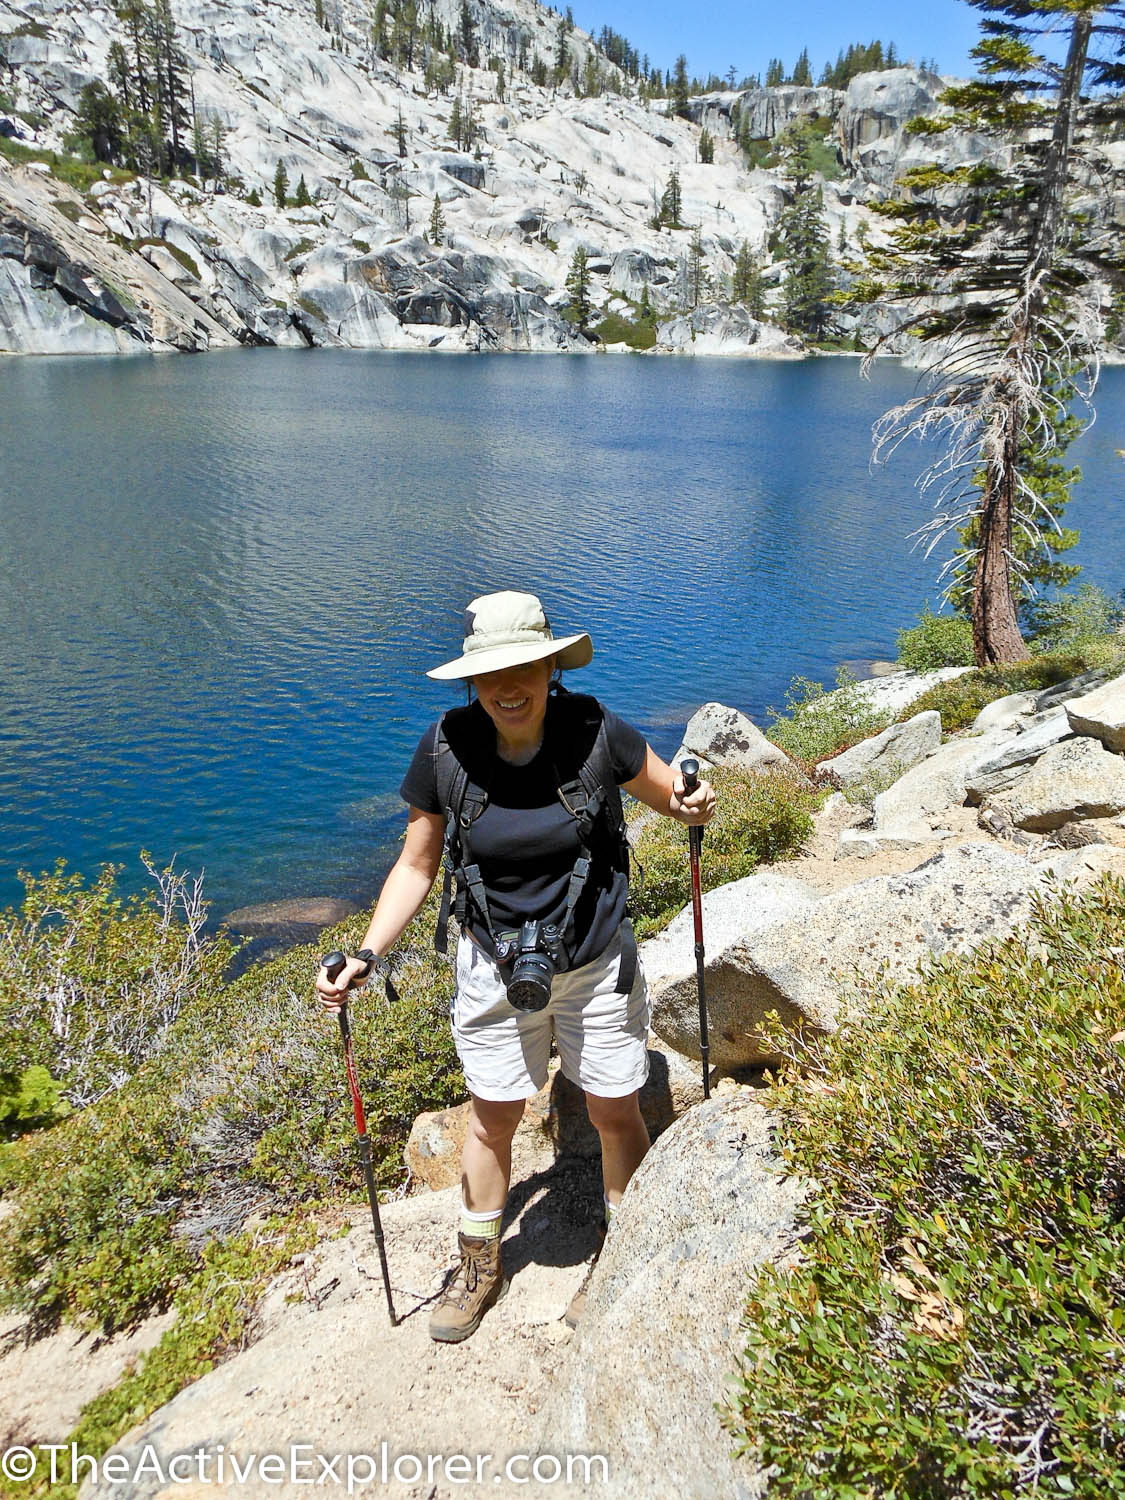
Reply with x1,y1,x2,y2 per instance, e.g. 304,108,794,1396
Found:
680,757,700,794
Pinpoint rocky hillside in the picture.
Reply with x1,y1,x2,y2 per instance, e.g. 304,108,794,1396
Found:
2,0,1123,356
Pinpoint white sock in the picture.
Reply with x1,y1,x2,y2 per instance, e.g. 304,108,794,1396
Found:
461,1199,503,1240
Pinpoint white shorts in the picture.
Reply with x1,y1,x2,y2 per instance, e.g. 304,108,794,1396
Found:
451,926,651,1102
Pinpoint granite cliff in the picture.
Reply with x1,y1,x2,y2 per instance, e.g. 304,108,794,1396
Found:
1,0,1123,356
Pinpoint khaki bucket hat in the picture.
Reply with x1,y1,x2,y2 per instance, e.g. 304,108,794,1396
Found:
426,591,594,681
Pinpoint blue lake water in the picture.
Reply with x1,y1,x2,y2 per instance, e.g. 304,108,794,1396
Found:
1,351,1122,924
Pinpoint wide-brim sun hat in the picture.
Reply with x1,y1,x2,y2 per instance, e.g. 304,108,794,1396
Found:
426,591,594,681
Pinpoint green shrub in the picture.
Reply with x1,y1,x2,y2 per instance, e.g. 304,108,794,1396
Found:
627,765,822,939
0,858,233,1118
724,870,1125,1498
593,309,657,349
0,1064,69,1139
905,650,1102,732
765,664,892,773
896,602,975,669
0,883,460,1334
1025,581,1125,656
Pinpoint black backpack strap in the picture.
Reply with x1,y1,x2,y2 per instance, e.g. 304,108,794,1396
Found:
433,715,494,954
615,917,638,996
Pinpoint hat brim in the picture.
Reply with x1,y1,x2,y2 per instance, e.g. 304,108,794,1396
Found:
426,632,593,681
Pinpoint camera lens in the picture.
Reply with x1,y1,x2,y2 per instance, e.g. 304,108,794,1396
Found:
507,952,554,1013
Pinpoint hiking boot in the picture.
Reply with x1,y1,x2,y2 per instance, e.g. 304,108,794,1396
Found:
429,1232,507,1344
564,1222,607,1330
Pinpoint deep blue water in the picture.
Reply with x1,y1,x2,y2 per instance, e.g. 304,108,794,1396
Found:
1,351,1122,924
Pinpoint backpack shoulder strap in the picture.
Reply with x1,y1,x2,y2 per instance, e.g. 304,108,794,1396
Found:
433,710,492,955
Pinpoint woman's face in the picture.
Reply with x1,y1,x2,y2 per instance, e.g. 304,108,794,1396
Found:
471,655,555,747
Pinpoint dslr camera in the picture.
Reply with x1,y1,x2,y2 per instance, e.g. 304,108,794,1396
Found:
495,920,565,1013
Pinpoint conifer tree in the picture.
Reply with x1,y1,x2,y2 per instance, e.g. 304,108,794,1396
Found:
394,106,407,157
428,192,447,245
698,126,714,164
566,245,592,333
855,0,1125,664
732,241,767,318
791,47,812,86
765,58,784,88
293,173,311,206
670,53,689,115
659,165,682,228
273,158,289,207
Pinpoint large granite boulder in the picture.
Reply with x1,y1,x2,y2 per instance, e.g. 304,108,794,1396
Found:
818,709,941,791
672,701,794,776
1065,670,1125,752
984,736,1125,831
650,842,1098,1068
872,727,1013,839
645,871,821,1068
531,1091,803,1500
961,707,1079,802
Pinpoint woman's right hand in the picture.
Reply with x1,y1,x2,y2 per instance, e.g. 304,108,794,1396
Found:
315,956,372,1012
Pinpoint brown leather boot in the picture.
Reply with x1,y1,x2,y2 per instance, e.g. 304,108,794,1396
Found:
429,1232,508,1343
564,1222,607,1329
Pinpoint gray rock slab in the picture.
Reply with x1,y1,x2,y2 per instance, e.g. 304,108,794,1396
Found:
962,707,1077,802
818,709,941,790
988,736,1125,831
874,728,1011,831
645,872,821,1068
531,1092,801,1500
656,843,1073,1066
1065,670,1125,752
672,701,793,775
972,691,1037,732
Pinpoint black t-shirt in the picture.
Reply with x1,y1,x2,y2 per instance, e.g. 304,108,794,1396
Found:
400,693,647,969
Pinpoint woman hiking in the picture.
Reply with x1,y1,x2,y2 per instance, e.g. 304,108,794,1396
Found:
316,591,715,1343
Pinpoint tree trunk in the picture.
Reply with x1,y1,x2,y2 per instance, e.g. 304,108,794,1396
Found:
972,406,1026,664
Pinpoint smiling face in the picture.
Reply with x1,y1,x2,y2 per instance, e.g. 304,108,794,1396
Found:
471,654,555,757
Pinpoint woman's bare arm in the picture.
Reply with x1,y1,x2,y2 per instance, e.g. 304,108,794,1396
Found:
623,746,716,824
316,806,445,1007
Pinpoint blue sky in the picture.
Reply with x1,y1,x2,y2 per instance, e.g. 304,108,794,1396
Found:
572,0,983,83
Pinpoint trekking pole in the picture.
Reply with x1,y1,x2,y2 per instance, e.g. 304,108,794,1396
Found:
679,758,711,1100
321,951,398,1326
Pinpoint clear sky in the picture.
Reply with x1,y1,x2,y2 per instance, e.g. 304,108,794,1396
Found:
573,0,984,84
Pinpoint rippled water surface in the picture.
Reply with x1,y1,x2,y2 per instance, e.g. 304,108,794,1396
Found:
1,351,1122,920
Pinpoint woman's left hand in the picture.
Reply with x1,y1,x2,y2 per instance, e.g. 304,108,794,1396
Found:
670,774,716,825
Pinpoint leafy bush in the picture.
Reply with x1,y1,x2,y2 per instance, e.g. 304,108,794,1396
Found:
627,765,822,939
765,664,892,773
1025,581,1125,656
896,603,975,669
0,857,233,1116
0,884,460,1333
0,1064,69,1139
593,308,657,349
724,871,1125,1498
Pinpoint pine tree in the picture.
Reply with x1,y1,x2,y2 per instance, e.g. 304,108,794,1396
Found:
566,246,592,333
699,126,714,164
273,159,289,207
687,227,705,308
458,0,478,68
855,0,1125,664
428,192,447,245
659,166,682,228
246,186,262,206
394,107,407,157
732,241,766,318
639,281,654,323
293,173,312,206
765,58,784,88
71,82,125,164
792,47,812,86
779,186,833,339
670,54,689,115
448,93,462,147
